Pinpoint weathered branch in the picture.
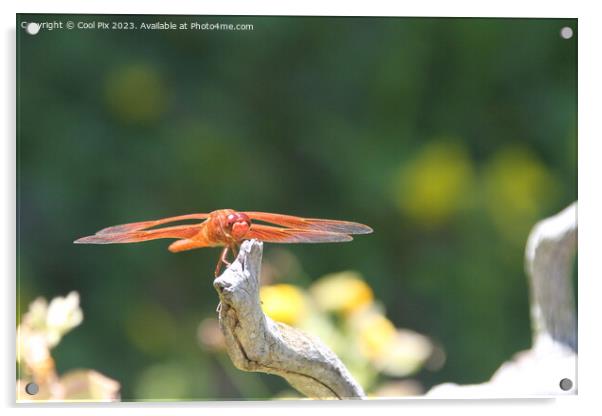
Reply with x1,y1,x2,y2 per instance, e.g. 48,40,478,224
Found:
428,202,578,396
525,202,577,351
213,239,365,399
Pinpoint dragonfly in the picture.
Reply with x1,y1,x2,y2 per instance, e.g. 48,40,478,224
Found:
74,209,373,276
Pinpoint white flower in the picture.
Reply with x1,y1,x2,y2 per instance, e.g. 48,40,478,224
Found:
21,297,49,330
45,292,83,347
18,327,51,367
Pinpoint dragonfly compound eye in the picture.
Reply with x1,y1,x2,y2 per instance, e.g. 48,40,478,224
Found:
231,221,250,239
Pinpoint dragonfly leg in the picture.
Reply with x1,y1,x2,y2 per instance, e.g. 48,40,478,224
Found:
221,246,232,266
214,245,242,277
230,244,240,260
214,246,231,277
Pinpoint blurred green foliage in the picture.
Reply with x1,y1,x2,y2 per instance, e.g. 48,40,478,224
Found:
17,15,576,400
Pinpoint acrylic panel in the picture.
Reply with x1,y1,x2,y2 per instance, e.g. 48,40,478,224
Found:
16,14,577,402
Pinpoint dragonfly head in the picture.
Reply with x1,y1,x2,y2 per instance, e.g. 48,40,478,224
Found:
226,212,251,240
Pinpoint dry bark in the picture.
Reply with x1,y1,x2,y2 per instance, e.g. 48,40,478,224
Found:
213,239,365,399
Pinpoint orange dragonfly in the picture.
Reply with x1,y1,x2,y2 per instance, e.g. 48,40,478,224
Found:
74,209,373,276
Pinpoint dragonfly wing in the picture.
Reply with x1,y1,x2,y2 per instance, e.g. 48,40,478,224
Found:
246,224,352,244
244,211,372,234
96,213,209,235
74,224,205,244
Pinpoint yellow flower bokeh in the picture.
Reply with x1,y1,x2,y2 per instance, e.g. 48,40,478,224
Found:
350,307,433,377
393,140,475,228
258,272,435,389
105,64,167,124
309,271,374,315
260,284,308,326
482,145,556,243
355,311,397,359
